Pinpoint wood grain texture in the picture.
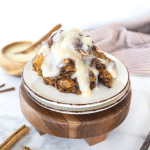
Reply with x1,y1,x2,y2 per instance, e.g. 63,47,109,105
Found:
19,83,131,139
85,133,108,146
0,41,32,76
36,128,46,136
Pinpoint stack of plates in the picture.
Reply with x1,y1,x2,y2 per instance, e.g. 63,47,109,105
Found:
22,52,130,114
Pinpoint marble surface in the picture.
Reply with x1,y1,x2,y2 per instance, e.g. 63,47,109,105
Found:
1,0,150,149
0,68,150,150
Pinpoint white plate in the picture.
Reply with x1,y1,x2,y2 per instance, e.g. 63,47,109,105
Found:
24,80,129,108
24,84,130,114
23,52,129,108
26,81,129,110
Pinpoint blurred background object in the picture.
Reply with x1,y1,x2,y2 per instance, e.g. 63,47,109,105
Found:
0,24,61,76
84,17,150,75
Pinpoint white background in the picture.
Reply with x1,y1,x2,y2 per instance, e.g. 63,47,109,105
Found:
0,0,150,150
0,0,150,47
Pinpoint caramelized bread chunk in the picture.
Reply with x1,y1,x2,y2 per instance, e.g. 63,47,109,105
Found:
32,32,114,95
32,53,44,77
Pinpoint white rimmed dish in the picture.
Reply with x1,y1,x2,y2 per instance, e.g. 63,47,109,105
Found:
24,83,130,114
23,79,129,108
22,52,129,108
27,81,129,110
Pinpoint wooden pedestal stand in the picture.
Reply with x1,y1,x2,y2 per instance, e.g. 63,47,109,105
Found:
19,83,131,146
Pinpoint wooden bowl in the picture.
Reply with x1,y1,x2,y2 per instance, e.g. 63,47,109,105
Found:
0,41,33,76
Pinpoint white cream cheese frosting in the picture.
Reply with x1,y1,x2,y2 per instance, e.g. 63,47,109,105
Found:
38,28,118,96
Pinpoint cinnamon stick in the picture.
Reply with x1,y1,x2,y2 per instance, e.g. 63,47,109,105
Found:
0,87,15,93
22,146,31,150
0,84,5,88
0,125,30,150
